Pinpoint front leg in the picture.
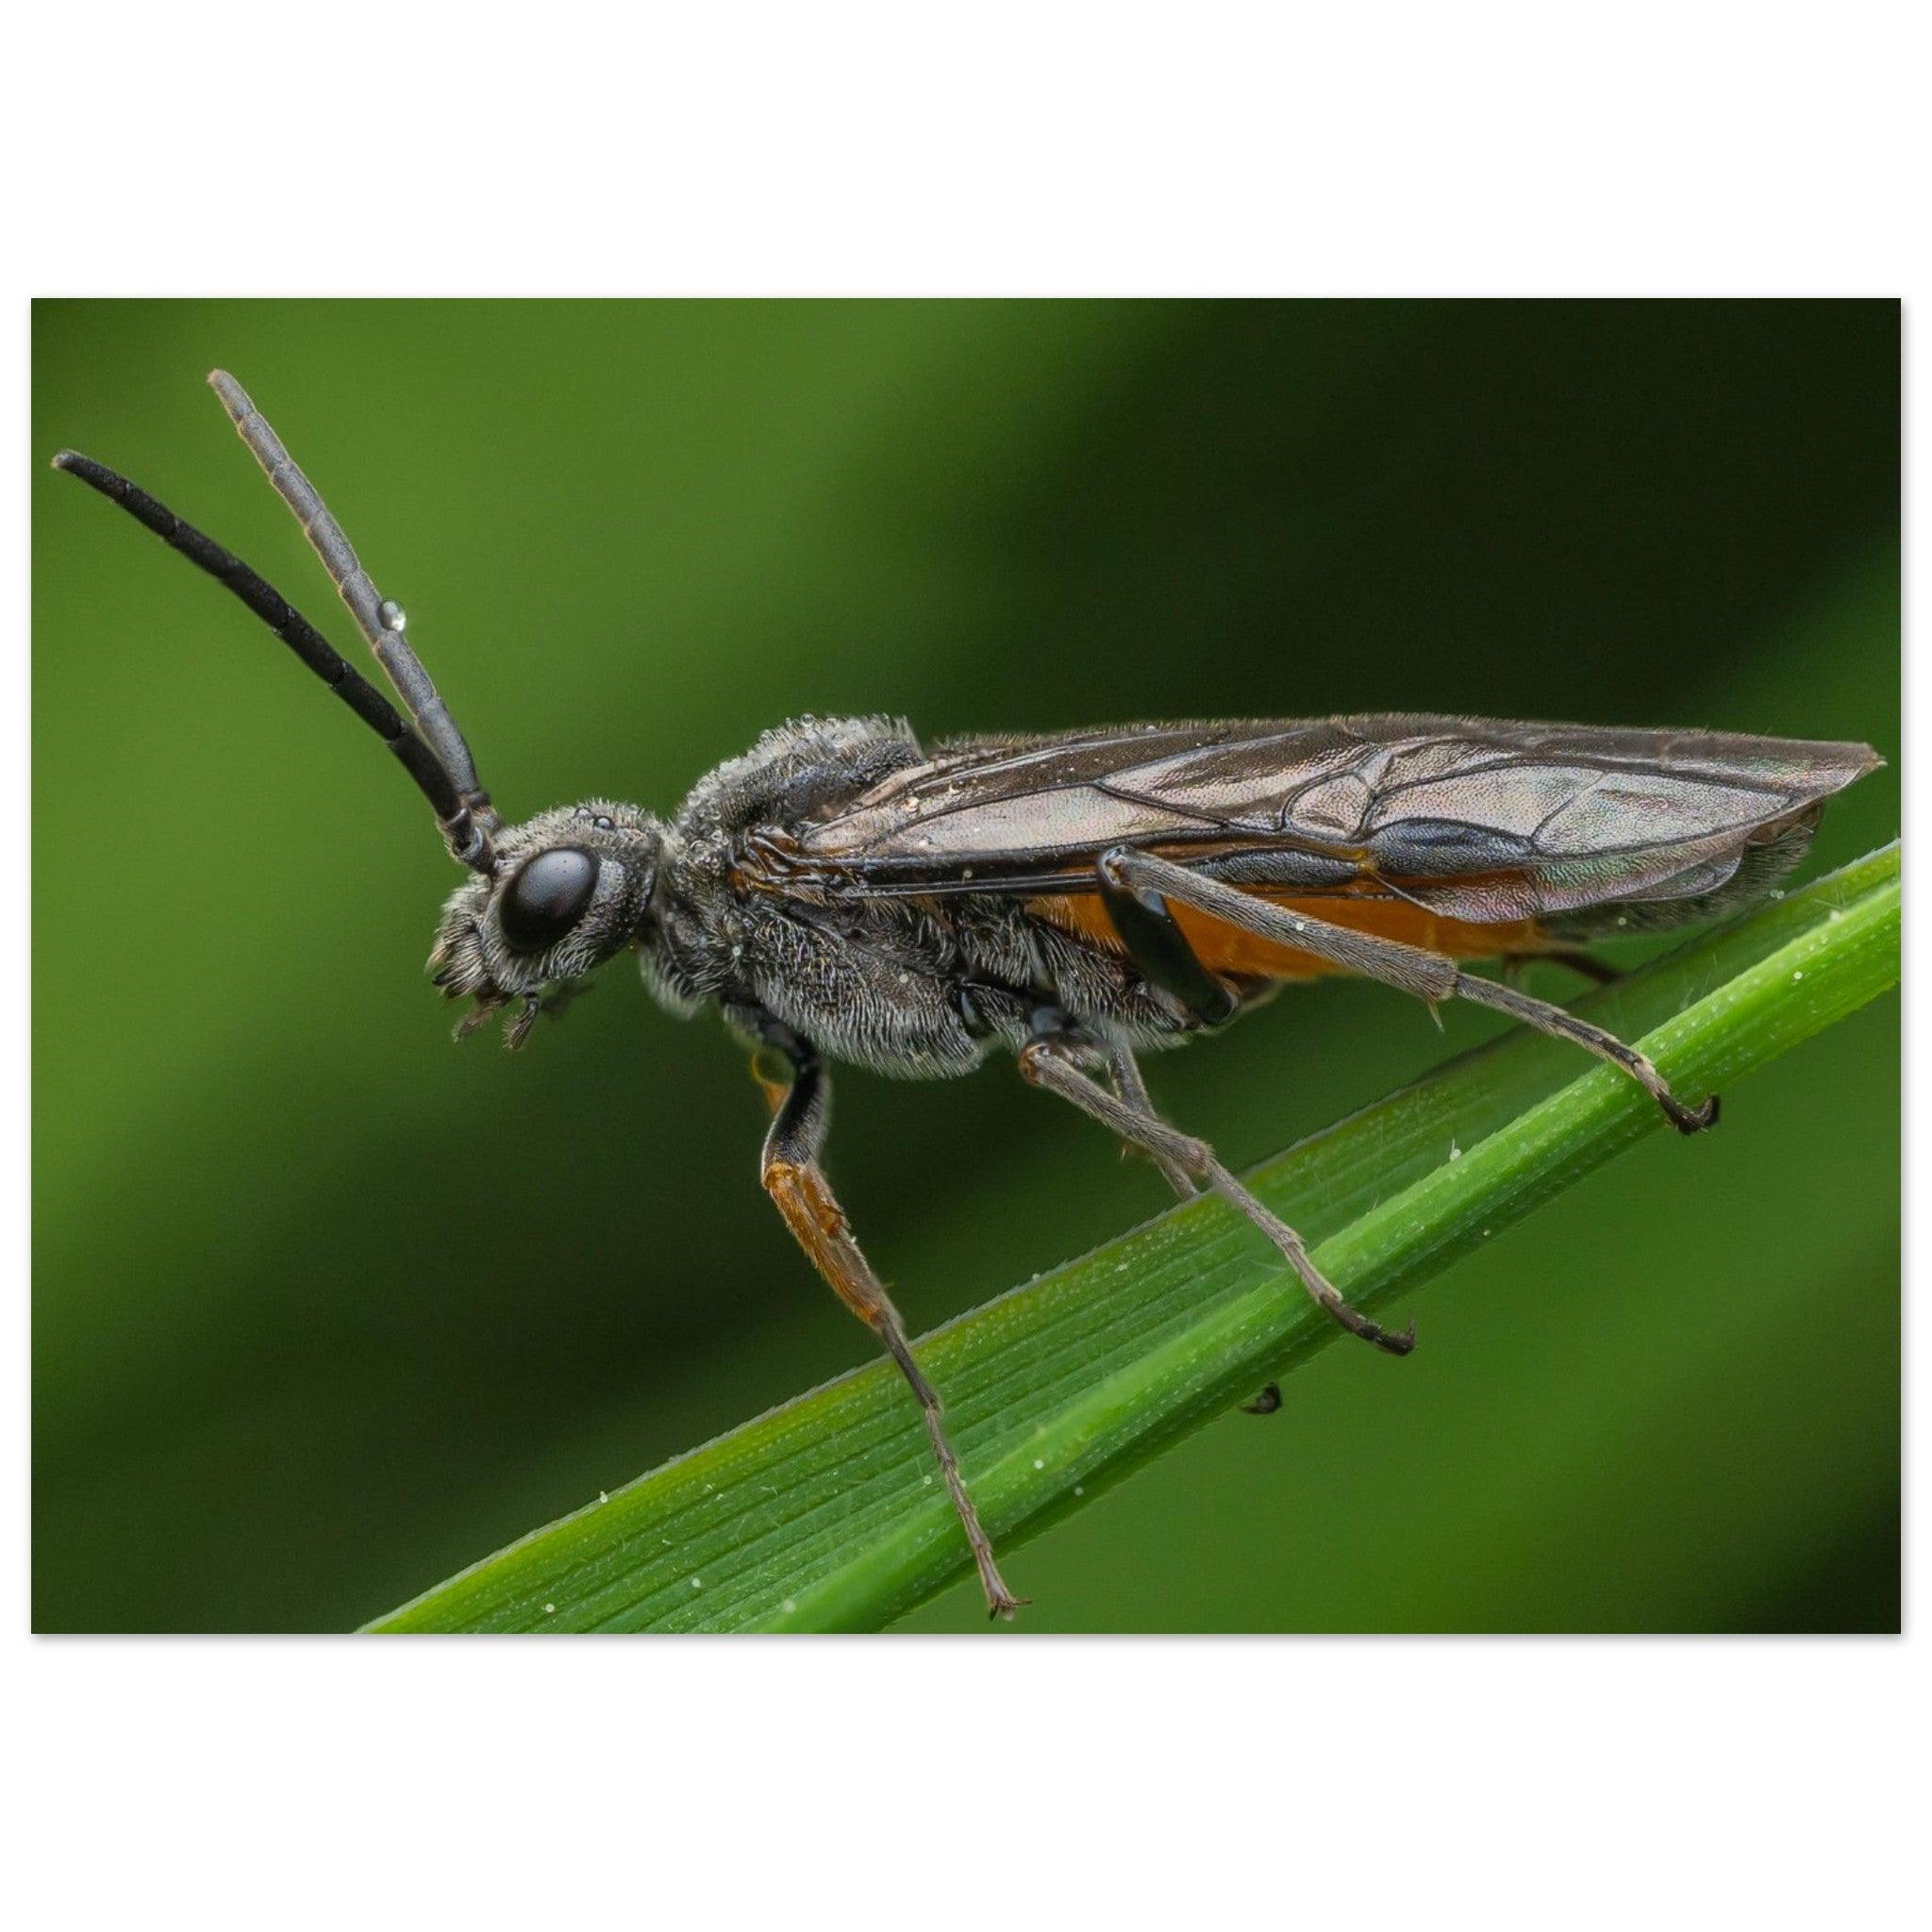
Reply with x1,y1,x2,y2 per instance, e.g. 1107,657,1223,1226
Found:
732,1006,1025,1622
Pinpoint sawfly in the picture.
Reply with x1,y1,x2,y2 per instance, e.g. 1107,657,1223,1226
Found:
54,374,1880,1618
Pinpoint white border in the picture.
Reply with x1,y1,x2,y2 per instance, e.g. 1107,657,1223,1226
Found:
8,4,1918,1927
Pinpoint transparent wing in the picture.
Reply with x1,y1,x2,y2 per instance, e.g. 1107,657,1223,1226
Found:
764,714,1878,921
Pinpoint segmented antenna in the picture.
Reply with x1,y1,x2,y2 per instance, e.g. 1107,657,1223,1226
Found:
205,371,496,837
51,450,495,874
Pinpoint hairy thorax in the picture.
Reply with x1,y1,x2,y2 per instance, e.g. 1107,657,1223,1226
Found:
640,715,1195,1076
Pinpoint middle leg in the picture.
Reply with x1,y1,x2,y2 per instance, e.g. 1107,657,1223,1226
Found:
1108,1041,1198,1200
1108,1041,1278,1414
1019,1020,1415,1357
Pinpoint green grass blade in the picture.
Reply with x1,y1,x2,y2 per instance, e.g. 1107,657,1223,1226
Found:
368,843,1900,1634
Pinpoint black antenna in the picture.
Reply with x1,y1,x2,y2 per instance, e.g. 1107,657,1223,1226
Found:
51,450,495,874
206,371,496,842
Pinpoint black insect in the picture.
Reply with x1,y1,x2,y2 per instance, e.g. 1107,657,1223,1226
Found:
54,375,1880,1619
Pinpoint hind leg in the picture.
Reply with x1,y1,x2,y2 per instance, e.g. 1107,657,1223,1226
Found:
1101,849,1717,1135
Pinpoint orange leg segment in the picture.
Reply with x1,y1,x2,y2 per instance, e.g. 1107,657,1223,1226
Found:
747,1023,1024,1621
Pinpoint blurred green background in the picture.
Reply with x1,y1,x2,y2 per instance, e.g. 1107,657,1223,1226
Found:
32,300,1898,1633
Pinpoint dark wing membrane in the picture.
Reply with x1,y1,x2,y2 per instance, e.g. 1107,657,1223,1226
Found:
780,714,1879,921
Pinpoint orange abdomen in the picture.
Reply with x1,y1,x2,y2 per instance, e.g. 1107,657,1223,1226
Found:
1029,889,1550,983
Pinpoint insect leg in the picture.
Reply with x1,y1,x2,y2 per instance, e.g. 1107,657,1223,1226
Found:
1117,1041,1269,1435
1110,1045,1272,1427
1455,974,1718,1131
736,1008,1025,1621
1117,1040,1267,1433
1103,850,1718,1135
1107,1042,1198,1198
1098,868,1238,1024
1019,1021,1415,1357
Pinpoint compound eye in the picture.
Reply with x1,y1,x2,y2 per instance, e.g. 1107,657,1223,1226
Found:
500,846,598,953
